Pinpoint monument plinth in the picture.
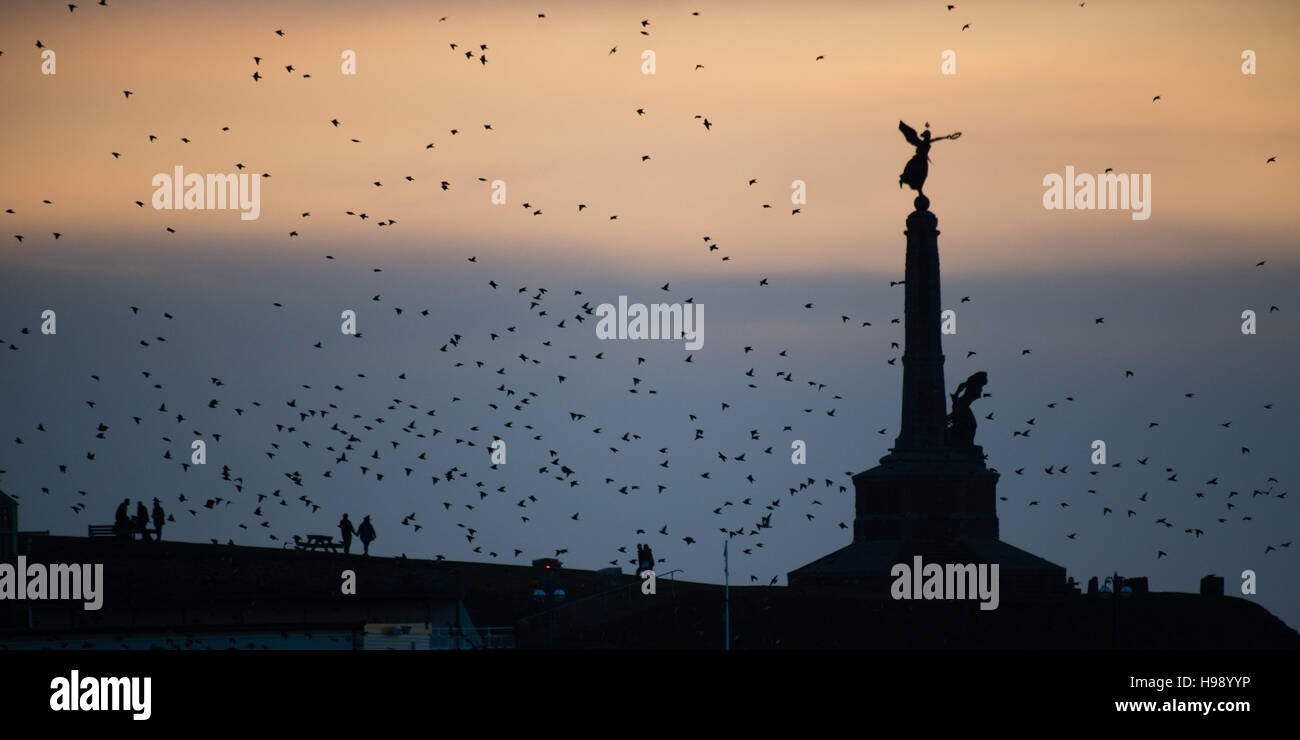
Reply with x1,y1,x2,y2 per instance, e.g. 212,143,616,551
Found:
789,138,1066,596
855,197,1000,543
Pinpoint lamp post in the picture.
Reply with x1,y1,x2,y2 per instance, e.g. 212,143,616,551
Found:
724,539,730,651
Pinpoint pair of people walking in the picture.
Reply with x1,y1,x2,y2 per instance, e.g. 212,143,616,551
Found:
338,513,376,555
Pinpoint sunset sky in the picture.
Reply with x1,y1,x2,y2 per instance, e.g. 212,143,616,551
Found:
3,0,1297,271
2,1,1299,630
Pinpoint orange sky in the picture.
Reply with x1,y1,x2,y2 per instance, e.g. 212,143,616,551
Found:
1,0,1297,276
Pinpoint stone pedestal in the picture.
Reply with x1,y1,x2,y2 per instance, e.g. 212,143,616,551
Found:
853,457,999,542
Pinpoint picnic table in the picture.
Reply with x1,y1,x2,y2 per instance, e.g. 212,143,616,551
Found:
88,524,159,541
293,534,343,552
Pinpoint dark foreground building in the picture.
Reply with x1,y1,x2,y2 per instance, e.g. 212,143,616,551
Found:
0,534,491,650
2,532,1297,650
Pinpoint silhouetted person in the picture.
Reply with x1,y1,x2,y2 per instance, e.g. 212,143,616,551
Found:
114,498,131,541
638,543,655,573
1087,576,1099,595
133,501,150,542
898,120,960,195
357,515,376,556
152,498,165,542
339,513,355,554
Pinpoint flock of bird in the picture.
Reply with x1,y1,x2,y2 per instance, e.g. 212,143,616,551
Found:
1,4,1292,595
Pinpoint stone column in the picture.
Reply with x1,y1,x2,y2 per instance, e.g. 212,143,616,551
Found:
893,195,948,454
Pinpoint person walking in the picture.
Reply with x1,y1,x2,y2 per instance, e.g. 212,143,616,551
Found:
357,515,376,556
133,501,151,542
151,498,165,542
114,498,131,541
339,513,355,555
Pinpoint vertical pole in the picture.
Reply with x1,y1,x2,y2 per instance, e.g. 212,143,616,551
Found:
724,540,730,651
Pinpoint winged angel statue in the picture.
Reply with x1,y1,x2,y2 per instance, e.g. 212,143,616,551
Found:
898,121,960,195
